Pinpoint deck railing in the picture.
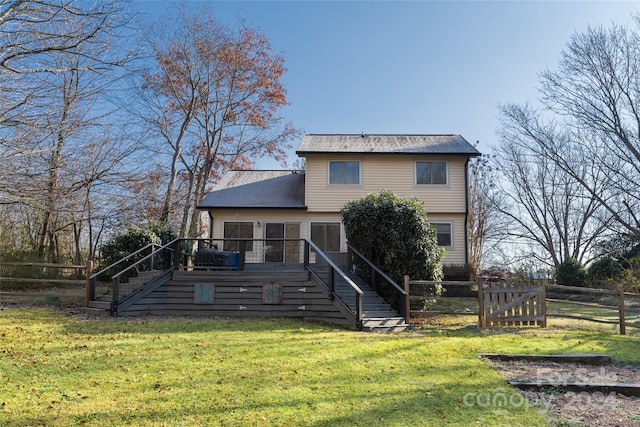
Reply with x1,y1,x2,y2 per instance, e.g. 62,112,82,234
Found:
186,238,310,270
347,244,408,323
88,238,368,327
86,240,177,313
306,239,364,329
86,243,160,303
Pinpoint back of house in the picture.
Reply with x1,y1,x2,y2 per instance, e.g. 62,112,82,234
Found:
198,133,481,267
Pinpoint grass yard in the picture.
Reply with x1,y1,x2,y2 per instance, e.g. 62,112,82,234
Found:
1,308,639,426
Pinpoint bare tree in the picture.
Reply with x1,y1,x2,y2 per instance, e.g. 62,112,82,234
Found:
0,0,142,261
139,6,298,238
531,20,640,240
0,0,127,74
467,152,509,277
495,103,612,269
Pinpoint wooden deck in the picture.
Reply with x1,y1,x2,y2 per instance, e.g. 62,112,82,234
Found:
116,268,355,327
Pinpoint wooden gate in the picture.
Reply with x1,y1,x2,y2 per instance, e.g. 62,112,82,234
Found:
478,282,546,327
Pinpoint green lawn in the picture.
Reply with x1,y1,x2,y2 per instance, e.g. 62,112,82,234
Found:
1,308,639,426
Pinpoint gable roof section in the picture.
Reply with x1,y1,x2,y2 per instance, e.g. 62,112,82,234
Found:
198,170,305,209
296,134,480,156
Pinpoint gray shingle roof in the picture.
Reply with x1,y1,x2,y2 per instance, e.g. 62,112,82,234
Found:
296,134,480,156
197,170,305,209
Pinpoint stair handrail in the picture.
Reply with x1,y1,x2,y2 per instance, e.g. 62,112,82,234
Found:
109,238,181,309
305,239,364,329
86,243,157,302
347,244,408,322
111,238,180,279
86,239,180,306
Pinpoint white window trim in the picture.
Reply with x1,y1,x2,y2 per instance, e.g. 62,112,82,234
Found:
328,160,361,186
415,161,449,186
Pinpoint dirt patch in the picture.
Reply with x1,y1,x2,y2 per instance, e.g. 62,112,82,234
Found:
483,357,640,426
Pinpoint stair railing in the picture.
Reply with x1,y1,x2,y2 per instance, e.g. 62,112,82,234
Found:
347,244,408,323
110,239,182,314
305,239,364,330
86,243,158,303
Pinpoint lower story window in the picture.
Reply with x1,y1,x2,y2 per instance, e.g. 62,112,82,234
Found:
223,222,254,251
310,222,341,252
433,223,452,247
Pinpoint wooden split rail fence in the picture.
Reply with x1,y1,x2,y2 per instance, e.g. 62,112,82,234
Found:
0,261,94,303
406,277,638,335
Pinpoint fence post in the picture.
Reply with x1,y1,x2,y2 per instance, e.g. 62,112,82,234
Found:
403,275,411,324
85,259,94,306
541,283,547,328
618,284,626,335
477,278,485,328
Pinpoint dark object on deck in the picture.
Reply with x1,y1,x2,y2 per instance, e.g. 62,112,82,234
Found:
194,248,238,270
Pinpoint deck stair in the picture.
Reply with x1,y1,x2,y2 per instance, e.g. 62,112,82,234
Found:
84,270,166,315
331,272,410,333
83,239,409,331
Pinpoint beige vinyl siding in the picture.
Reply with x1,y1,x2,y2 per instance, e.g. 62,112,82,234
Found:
427,213,467,265
207,208,466,266
210,209,311,241
210,209,345,248
305,155,468,213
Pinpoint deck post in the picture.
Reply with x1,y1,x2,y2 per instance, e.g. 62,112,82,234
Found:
173,240,181,270
148,245,153,272
239,240,246,271
85,259,94,306
112,276,120,315
355,291,363,330
403,275,411,324
303,240,309,269
328,267,335,300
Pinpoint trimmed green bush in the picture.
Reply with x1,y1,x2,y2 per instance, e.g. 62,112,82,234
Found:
587,256,622,283
341,190,444,284
555,257,587,287
98,222,176,279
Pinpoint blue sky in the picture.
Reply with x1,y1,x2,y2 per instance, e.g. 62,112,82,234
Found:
134,1,640,168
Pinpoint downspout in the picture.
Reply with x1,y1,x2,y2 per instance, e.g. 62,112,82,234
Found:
208,211,214,239
464,157,470,267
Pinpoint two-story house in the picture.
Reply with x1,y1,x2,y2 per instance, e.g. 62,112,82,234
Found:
198,134,481,267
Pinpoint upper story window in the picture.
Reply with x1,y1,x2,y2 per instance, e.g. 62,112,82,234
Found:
433,223,452,247
416,161,447,185
329,161,360,185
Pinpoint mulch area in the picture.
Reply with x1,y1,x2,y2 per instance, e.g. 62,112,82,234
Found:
483,357,640,426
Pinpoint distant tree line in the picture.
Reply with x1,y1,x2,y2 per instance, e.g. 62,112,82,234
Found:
470,17,640,290
0,1,296,264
